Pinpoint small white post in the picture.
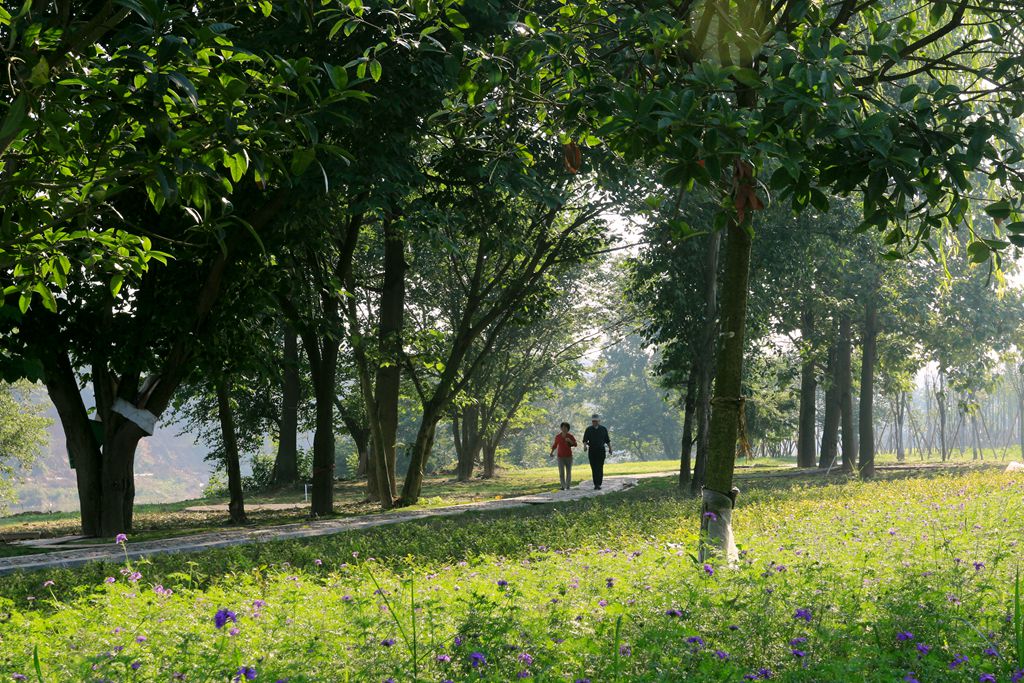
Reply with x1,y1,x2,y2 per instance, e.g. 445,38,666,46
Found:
304,483,309,503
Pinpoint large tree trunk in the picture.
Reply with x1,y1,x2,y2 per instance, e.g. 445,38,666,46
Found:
482,441,497,478
216,377,247,524
371,221,406,504
679,364,697,489
819,343,840,469
402,404,441,504
273,324,300,485
308,345,338,517
453,405,480,482
690,228,721,496
699,197,752,563
858,297,877,478
837,314,855,473
42,347,104,536
797,308,817,468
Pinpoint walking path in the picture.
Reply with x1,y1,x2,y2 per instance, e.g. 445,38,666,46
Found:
0,474,666,576
0,462,983,576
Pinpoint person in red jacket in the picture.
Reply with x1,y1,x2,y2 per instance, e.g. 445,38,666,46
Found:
550,422,578,490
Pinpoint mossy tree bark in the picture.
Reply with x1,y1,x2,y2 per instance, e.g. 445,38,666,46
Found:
700,206,752,563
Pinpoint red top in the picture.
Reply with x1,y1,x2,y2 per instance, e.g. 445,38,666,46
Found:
552,432,577,458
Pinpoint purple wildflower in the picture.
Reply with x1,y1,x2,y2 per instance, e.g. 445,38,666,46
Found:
1012,670,1024,682
454,636,463,647
897,631,914,642
598,600,608,607
381,638,396,647
704,511,718,521
214,609,238,629
104,577,115,584
135,635,147,643
916,643,931,657
42,580,54,588
497,580,508,588
791,649,806,658
974,561,986,571
131,662,141,671
703,563,714,576
619,645,631,657
980,675,996,683
715,650,730,660
229,628,240,637
984,646,998,657
115,533,127,544
665,609,683,617
470,652,486,668
687,636,705,647
903,674,920,683
436,654,451,663
518,653,534,665
790,637,807,646
606,578,615,588
236,666,257,680
950,654,968,669
794,608,812,622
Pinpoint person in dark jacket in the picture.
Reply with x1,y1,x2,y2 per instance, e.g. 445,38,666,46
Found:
582,413,611,490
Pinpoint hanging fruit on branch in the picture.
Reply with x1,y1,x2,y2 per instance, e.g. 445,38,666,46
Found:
563,142,582,174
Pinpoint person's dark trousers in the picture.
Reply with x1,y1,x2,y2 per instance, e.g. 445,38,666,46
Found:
589,450,606,488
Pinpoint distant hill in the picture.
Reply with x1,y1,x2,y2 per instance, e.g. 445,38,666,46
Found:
9,405,211,514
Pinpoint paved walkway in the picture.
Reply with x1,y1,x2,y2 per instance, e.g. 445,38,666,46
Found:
0,474,668,576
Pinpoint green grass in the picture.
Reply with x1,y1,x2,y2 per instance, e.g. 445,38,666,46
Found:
1,463,1022,681
0,461,694,546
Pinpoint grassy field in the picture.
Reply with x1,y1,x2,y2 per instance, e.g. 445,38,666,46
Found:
0,462,1020,681
0,458,785,545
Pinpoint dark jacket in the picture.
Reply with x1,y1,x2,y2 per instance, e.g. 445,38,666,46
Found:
582,425,610,454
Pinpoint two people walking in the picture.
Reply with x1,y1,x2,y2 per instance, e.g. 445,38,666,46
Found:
550,414,612,491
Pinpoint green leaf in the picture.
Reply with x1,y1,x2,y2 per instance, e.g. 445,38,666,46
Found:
732,68,761,88
33,284,56,312
168,72,199,107
446,8,470,29
369,59,382,82
291,148,316,176
984,200,1012,220
0,94,28,141
967,241,990,264
28,56,49,86
899,84,920,104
